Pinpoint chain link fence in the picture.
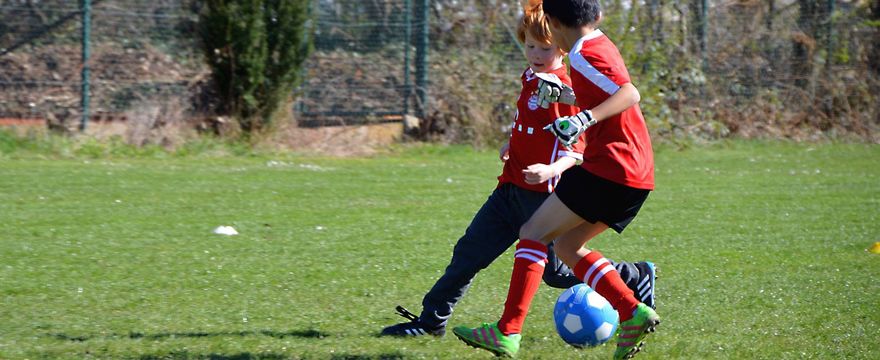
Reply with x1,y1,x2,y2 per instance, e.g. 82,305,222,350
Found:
293,0,430,127
1,1,877,142
0,0,203,132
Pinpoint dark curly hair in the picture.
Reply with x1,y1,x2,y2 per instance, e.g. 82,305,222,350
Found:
543,0,602,28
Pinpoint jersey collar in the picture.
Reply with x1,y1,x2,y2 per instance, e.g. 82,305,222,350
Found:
524,67,535,81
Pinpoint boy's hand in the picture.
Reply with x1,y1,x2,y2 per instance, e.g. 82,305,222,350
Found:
535,72,577,108
499,142,510,162
543,110,596,149
522,163,555,185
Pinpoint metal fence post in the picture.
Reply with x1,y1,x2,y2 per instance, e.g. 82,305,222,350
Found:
414,0,428,119
403,0,412,116
826,0,835,69
700,0,708,71
80,0,92,132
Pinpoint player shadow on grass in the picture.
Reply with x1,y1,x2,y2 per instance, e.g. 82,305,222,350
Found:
137,352,289,360
137,352,405,360
48,329,328,342
137,353,406,360
136,355,406,360
328,355,406,360
48,330,407,359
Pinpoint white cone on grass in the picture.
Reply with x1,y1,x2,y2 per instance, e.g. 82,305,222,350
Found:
213,226,239,236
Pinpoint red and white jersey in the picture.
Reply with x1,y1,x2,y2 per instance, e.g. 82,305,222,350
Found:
497,66,584,193
568,30,655,190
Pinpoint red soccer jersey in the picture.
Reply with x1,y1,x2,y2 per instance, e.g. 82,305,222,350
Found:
497,67,584,193
568,30,655,190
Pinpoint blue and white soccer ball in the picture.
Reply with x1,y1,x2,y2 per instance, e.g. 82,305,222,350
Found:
553,283,619,347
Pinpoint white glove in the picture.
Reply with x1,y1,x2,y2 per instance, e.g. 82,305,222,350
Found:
543,110,596,149
535,72,577,108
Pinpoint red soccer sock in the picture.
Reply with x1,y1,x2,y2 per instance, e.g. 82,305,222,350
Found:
497,239,547,335
573,250,640,321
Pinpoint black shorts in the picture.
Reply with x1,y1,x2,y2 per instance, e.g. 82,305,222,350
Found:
554,166,650,233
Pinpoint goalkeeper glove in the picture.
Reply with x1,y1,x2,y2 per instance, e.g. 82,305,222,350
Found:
543,110,596,149
535,72,577,108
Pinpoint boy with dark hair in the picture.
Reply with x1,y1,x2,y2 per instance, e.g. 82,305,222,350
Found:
453,1,661,359
379,3,658,340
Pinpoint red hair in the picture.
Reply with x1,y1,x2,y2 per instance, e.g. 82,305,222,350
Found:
521,0,543,15
516,2,553,46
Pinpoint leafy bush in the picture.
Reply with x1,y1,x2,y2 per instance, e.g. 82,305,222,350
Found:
199,0,311,134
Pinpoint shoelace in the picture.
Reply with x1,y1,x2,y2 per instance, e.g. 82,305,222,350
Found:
395,305,419,323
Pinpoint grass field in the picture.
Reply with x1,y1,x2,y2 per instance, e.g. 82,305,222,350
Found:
1,141,878,359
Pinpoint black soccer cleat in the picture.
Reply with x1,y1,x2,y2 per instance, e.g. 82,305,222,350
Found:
634,262,658,309
379,306,446,337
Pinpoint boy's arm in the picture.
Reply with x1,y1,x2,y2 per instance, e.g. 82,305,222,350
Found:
549,155,578,175
499,141,510,162
588,83,640,122
544,83,641,148
522,155,578,185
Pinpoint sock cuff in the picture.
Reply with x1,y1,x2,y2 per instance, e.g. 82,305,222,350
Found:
515,239,548,265
573,250,604,279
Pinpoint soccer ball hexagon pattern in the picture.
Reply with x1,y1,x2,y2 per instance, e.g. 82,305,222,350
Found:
553,283,619,348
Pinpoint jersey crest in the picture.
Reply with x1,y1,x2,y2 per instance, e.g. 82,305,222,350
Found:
527,91,540,111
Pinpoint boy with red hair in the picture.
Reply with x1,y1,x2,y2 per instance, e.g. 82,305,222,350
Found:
380,3,657,340
453,1,661,359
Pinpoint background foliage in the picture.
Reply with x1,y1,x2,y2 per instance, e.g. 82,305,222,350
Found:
200,0,311,133
418,0,879,145
0,0,877,145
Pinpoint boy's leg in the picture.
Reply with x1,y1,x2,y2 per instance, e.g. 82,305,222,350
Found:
631,261,657,309
509,185,653,297
451,239,548,356
612,261,639,289
516,187,586,290
543,253,657,309
544,242,640,289
446,258,645,356
420,187,521,327
519,193,586,244
497,193,587,335
609,261,657,309
542,243,581,289
543,252,643,291
453,194,586,355
382,185,519,336
560,235,660,360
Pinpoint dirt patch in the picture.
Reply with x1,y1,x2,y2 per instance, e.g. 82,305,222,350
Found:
265,121,404,156
0,118,46,127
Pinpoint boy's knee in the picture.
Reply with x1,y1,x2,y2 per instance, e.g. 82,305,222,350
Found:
519,221,543,242
449,251,493,273
551,241,580,262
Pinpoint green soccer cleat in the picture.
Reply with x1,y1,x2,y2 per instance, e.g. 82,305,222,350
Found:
452,322,521,357
614,303,661,360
